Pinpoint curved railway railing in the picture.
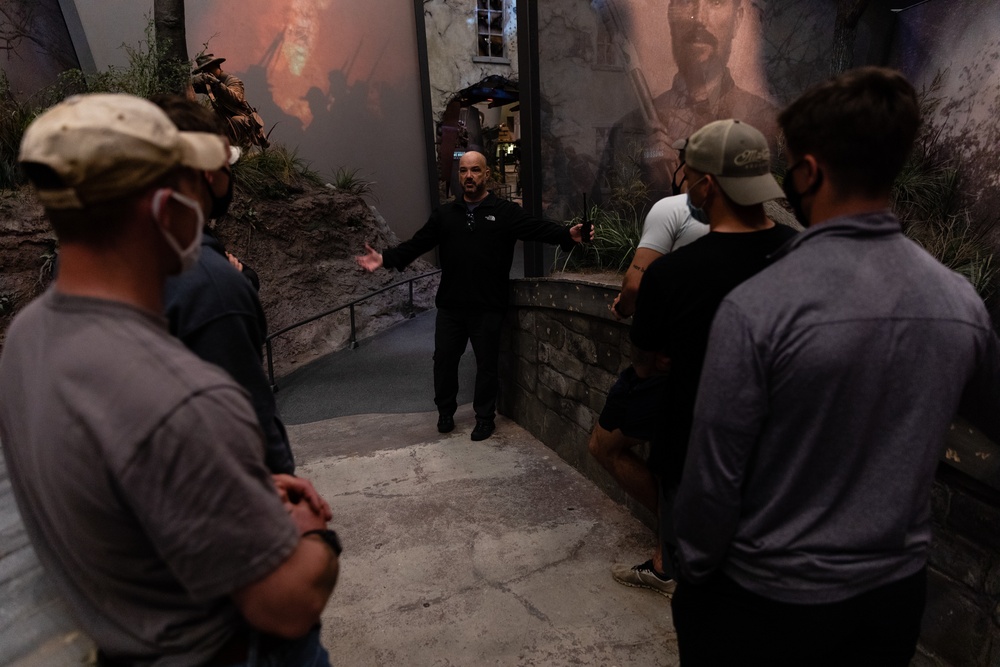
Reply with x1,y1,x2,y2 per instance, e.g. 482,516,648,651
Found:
265,269,441,390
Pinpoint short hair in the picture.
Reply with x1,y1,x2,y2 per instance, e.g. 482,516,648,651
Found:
35,166,187,245
778,67,919,198
149,94,225,134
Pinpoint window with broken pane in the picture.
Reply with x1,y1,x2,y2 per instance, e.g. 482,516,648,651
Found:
477,0,506,59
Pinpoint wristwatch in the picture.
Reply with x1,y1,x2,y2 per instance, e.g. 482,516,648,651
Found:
303,529,342,556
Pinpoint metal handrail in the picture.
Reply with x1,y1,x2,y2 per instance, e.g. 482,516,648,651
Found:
265,269,441,390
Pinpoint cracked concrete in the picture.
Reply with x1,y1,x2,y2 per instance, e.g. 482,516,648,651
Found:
292,405,678,666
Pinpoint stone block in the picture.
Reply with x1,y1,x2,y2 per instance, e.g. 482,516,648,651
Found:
517,309,535,333
539,343,587,382
537,381,565,412
535,316,567,348
930,482,951,525
516,334,538,362
561,312,592,336
537,363,569,397
989,631,1000,667
563,399,597,432
564,330,598,365
596,342,622,374
515,359,537,394
948,489,1000,551
567,379,591,406
588,387,609,415
590,321,625,346
921,568,992,666
985,558,1000,598
928,528,989,590
585,364,618,395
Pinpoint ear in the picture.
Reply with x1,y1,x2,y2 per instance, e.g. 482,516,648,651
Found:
799,155,822,190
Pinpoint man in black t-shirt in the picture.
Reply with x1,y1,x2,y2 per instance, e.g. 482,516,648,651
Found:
621,119,797,590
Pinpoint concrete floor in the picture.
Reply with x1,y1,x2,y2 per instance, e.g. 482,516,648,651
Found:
290,407,677,666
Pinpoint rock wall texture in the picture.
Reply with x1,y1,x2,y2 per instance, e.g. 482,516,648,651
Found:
499,276,1000,666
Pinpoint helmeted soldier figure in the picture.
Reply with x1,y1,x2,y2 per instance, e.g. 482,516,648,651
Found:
192,54,270,149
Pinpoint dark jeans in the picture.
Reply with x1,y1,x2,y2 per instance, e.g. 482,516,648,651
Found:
434,308,505,420
223,625,330,666
671,568,926,667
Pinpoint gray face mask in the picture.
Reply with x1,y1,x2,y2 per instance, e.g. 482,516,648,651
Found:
152,189,205,273
685,175,710,225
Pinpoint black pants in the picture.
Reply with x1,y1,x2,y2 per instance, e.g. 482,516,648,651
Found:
434,308,504,420
671,568,926,666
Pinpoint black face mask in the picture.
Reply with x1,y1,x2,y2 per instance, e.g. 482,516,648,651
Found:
205,169,234,220
671,160,687,197
782,160,823,227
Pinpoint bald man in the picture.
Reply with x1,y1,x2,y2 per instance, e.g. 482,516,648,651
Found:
357,151,589,441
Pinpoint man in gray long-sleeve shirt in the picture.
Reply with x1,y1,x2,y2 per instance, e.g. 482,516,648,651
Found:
671,67,1000,666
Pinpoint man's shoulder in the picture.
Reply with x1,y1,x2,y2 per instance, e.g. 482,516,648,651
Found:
644,237,706,279
165,245,260,315
644,195,689,225
2,292,245,421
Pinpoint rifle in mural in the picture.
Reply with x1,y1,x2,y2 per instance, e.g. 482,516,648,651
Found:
591,0,671,163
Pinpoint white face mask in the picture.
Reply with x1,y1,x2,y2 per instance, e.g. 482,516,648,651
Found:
152,189,205,273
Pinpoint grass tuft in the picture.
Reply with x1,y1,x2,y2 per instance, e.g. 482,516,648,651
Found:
327,167,379,202
233,145,323,200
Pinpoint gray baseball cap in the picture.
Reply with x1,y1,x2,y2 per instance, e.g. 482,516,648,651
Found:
676,119,784,206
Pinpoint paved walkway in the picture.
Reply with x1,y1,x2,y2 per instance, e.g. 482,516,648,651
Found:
5,310,677,666
279,309,677,665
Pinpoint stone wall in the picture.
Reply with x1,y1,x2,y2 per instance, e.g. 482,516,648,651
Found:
499,276,1000,666
424,0,519,120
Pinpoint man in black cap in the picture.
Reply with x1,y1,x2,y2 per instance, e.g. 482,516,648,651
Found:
192,53,269,149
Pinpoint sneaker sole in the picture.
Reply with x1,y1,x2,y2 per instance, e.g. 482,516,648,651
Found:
611,573,675,598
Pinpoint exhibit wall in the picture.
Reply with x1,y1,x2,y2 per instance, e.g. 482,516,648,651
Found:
889,0,1000,230
533,0,920,220
2,0,431,239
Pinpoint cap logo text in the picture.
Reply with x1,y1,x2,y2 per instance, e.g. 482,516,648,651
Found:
733,148,769,168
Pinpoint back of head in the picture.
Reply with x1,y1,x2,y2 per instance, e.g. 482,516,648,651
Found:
20,93,228,210
778,67,919,198
149,94,225,135
19,93,228,241
682,119,784,206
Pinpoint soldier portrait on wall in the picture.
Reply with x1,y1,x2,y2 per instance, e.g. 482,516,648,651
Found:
594,0,779,203
192,53,271,149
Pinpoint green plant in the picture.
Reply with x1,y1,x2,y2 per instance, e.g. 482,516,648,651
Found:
0,73,39,190
1,16,192,192
556,204,644,273
38,244,57,286
65,17,189,98
555,141,649,273
232,145,323,199
329,166,379,202
892,72,998,303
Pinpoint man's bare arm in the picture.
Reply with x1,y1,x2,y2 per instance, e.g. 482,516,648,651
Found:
232,498,339,638
613,247,663,319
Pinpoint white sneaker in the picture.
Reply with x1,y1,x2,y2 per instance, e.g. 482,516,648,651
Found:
611,559,676,598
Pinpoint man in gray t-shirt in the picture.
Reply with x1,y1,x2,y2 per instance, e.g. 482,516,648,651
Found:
1,94,340,666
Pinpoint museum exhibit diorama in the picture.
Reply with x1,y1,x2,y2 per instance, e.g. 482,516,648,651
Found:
1,1,999,664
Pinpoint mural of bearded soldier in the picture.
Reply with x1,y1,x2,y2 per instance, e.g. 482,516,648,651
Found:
191,53,270,149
